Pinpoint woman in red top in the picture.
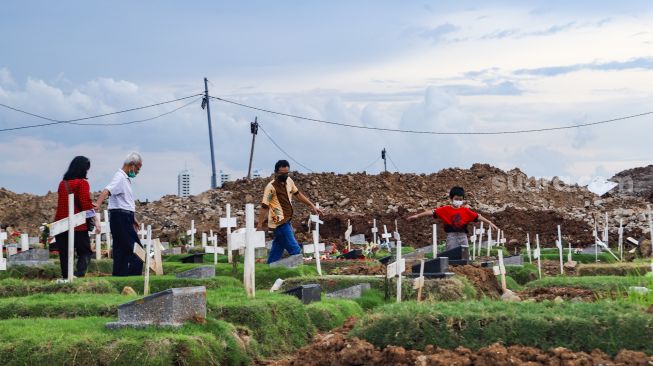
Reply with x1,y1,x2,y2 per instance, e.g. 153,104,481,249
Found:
54,156,100,278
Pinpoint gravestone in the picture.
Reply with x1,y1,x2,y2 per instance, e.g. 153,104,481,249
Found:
163,247,182,255
255,247,268,258
350,234,367,245
175,266,215,279
7,248,50,267
338,249,363,259
580,244,606,255
106,286,206,329
413,257,451,278
7,245,18,257
437,245,469,265
503,255,524,266
326,283,371,299
283,284,322,304
269,254,303,268
20,233,29,251
181,253,204,263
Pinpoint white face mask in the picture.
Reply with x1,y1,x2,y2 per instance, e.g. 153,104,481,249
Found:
452,200,464,208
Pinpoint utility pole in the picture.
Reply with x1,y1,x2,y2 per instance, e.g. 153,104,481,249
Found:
247,117,259,180
381,148,387,173
202,77,218,189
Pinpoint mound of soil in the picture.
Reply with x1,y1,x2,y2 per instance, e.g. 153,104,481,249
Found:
329,263,386,276
450,265,502,299
258,317,653,365
519,287,597,302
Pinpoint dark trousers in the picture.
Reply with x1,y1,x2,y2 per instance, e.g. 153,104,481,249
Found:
109,210,143,276
55,230,92,278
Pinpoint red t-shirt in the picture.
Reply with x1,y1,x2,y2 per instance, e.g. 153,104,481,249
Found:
433,206,479,233
54,179,94,232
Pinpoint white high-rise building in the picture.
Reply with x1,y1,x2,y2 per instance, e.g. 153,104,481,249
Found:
219,170,231,187
178,169,191,197
252,170,261,179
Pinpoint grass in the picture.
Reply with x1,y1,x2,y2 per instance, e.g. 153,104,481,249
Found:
505,263,539,285
577,262,652,276
0,316,253,365
305,298,364,331
521,248,617,264
353,288,387,310
350,300,653,356
525,276,653,293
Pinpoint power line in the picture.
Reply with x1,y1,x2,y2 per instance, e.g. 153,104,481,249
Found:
388,155,399,172
257,123,314,172
210,95,653,135
360,156,381,172
0,93,203,132
69,97,201,126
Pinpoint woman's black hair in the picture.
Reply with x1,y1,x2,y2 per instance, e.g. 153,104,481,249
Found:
449,186,465,199
63,156,91,180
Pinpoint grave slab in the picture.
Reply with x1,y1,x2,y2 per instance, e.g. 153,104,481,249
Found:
326,283,371,299
180,253,204,263
106,286,207,329
162,247,182,255
580,244,606,255
283,284,322,304
350,234,367,245
269,254,303,268
7,248,50,267
503,255,524,266
175,266,215,279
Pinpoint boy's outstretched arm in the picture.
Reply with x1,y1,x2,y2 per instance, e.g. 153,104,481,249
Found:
407,209,435,222
477,214,499,231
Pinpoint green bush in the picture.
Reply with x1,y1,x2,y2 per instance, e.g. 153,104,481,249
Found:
350,300,653,356
0,317,252,365
306,299,363,331
505,263,538,285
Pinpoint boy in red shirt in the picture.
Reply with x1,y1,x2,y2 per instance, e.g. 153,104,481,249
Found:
407,186,498,252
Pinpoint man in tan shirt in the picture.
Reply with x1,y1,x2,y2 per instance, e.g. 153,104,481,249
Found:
257,160,322,264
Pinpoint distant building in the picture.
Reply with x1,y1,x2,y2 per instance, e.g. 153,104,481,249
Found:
252,169,261,179
219,170,231,187
178,169,191,197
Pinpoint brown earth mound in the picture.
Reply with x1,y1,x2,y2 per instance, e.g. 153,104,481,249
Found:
519,287,597,302
258,317,653,366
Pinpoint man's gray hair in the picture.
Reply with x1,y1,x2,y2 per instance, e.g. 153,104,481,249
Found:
124,152,143,165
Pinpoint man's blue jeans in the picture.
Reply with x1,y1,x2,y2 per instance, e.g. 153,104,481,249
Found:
267,221,302,264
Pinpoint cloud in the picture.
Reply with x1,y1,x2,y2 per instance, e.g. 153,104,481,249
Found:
514,57,653,76
419,23,458,43
442,81,522,96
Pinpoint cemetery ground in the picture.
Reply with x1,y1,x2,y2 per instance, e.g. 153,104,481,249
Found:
1,246,653,365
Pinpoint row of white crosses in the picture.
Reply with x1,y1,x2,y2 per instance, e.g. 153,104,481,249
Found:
305,203,324,276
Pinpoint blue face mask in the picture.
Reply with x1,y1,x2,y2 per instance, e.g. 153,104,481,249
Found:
127,171,136,178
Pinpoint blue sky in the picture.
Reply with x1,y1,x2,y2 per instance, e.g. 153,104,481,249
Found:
1,1,652,199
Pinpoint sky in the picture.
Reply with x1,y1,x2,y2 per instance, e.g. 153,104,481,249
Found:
1,1,652,200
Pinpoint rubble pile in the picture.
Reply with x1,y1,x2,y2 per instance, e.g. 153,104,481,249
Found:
1,164,651,247
611,164,653,203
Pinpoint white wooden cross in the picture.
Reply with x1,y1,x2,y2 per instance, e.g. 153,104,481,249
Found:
132,236,163,276
371,218,378,245
143,225,152,296
94,227,102,261
0,230,7,271
498,230,506,246
618,219,624,261
477,222,485,258
344,219,352,252
602,213,609,247
309,203,323,239
220,203,238,263
138,223,147,242
486,226,493,257
187,220,196,247
381,225,392,247
432,224,438,259
230,204,266,298
493,249,507,292
525,233,532,263
102,210,112,258
393,219,400,241
20,233,29,252
595,238,620,261
387,239,405,303
470,227,477,261
413,259,425,302
304,230,325,276
47,193,87,281
205,233,224,265
535,234,542,279
201,232,207,248
593,221,599,263
556,225,564,275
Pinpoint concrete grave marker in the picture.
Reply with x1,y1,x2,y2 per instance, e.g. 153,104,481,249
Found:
186,220,196,247
304,230,325,276
327,283,371,299
47,193,87,281
220,203,238,263
230,204,266,298
106,286,207,329
269,253,303,268
7,248,49,267
350,234,366,245
20,234,28,252
7,245,17,257
176,266,215,279
413,259,425,302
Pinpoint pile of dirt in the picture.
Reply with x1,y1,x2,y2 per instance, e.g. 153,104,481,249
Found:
519,287,597,302
449,265,502,299
258,318,653,366
2,164,651,248
611,164,653,203
329,263,386,276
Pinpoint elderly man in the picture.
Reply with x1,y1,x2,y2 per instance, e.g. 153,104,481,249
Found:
95,152,143,276
257,159,322,264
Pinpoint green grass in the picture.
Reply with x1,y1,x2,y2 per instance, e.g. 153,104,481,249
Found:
521,248,617,264
0,293,132,319
577,263,652,276
525,276,653,293
505,263,539,285
353,288,387,310
0,317,252,365
350,300,653,356
306,298,364,331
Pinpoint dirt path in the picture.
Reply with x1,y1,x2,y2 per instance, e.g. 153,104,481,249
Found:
257,318,653,365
